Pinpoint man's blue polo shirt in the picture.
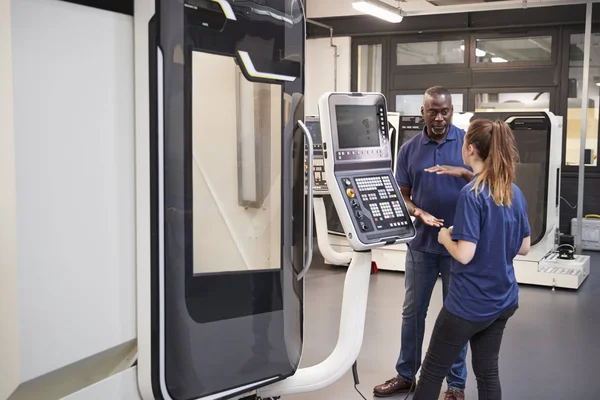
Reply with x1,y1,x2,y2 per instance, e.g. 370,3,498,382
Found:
395,124,469,255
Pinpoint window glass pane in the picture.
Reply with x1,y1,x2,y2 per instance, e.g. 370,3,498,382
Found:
475,36,552,63
396,40,464,66
192,51,282,273
475,92,550,112
564,33,600,167
395,93,464,115
357,44,382,92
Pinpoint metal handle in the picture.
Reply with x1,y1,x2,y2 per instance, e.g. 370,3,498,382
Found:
297,120,314,280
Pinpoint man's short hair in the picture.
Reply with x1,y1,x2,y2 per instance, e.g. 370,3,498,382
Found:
424,86,452,101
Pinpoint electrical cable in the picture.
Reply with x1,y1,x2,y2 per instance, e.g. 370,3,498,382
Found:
403,242,418,400
561,196,577,209
352,361,367,400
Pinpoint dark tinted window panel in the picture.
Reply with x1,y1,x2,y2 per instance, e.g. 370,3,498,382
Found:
395,94,464,114
395,40,465,66
475,36,552,64
392,71,470,90
475,92,550,112
472,67,556,87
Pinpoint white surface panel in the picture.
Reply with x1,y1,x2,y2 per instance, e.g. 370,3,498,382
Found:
305,37,351,116
0,0,20,398
11,0,136,381
62,367,142,400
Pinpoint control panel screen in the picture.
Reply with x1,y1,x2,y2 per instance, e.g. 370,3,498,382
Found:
305,120,323,151
335,105,381,149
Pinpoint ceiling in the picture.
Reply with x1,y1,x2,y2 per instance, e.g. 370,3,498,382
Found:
306,0,599,19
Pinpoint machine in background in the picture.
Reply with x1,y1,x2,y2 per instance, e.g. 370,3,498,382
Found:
304,116,354,266
305,116,328,194
325,111,590,290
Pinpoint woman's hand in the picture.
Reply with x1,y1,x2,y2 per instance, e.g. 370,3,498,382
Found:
438,226,454,245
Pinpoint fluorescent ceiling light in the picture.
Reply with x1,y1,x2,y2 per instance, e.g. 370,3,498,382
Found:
352,0,403,23
491,57,508,63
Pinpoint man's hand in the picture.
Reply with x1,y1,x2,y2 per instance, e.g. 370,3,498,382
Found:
414,208,444,228
438,226,454,245
424,165,473,182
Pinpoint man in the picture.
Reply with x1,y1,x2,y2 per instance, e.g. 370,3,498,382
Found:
373,86,473,400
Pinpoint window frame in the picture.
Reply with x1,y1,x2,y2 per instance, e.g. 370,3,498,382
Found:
389,89,469,116
351,36,390,94
470,29,559,69
559,26,600,172
388,33,471,73
468,87,557,113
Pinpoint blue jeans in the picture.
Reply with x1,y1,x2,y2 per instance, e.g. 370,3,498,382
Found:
395,248,468,391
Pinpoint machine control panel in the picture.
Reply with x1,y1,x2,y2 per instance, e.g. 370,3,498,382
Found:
305,116,328,194
318,92,416,250
339,173,412,235
399,115,425,146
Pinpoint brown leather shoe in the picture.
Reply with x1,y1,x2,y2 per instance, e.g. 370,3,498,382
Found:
373,376,415,397
444,388,465,400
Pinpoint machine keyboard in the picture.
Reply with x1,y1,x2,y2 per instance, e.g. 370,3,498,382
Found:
343,174,410,232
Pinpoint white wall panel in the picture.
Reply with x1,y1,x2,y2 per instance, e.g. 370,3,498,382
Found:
305,37,352,116
0,0,21,396
11,0,136,382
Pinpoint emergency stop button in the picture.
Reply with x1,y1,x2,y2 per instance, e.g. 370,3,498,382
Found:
346,188,355,198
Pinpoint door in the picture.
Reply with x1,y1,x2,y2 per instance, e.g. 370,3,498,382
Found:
149,1,307,399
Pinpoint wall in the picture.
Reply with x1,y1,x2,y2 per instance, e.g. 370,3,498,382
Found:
192,52,282,274
0,0,20,398
6,0,136,396
305,37,352,116
306,0,361,18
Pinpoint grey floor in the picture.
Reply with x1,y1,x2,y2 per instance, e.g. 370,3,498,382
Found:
286,246,600,400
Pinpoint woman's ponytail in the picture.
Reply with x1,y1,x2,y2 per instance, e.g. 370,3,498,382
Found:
467,119,519,206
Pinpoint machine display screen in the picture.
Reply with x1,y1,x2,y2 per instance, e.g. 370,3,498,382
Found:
305,120,322,145
335,105,381,149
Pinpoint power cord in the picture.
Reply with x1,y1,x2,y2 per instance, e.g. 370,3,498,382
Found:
403,242,418,400
352,361,367,399
561,196,577,209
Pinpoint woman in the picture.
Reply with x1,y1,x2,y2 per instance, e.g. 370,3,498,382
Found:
412,119,531,400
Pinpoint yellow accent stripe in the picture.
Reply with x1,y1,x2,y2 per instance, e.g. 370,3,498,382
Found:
237,51,296,82
211,0,237,21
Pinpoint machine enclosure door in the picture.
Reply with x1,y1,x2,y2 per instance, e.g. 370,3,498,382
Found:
148,1,307,399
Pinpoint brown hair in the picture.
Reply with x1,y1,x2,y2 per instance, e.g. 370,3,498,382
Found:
466,119,519,207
